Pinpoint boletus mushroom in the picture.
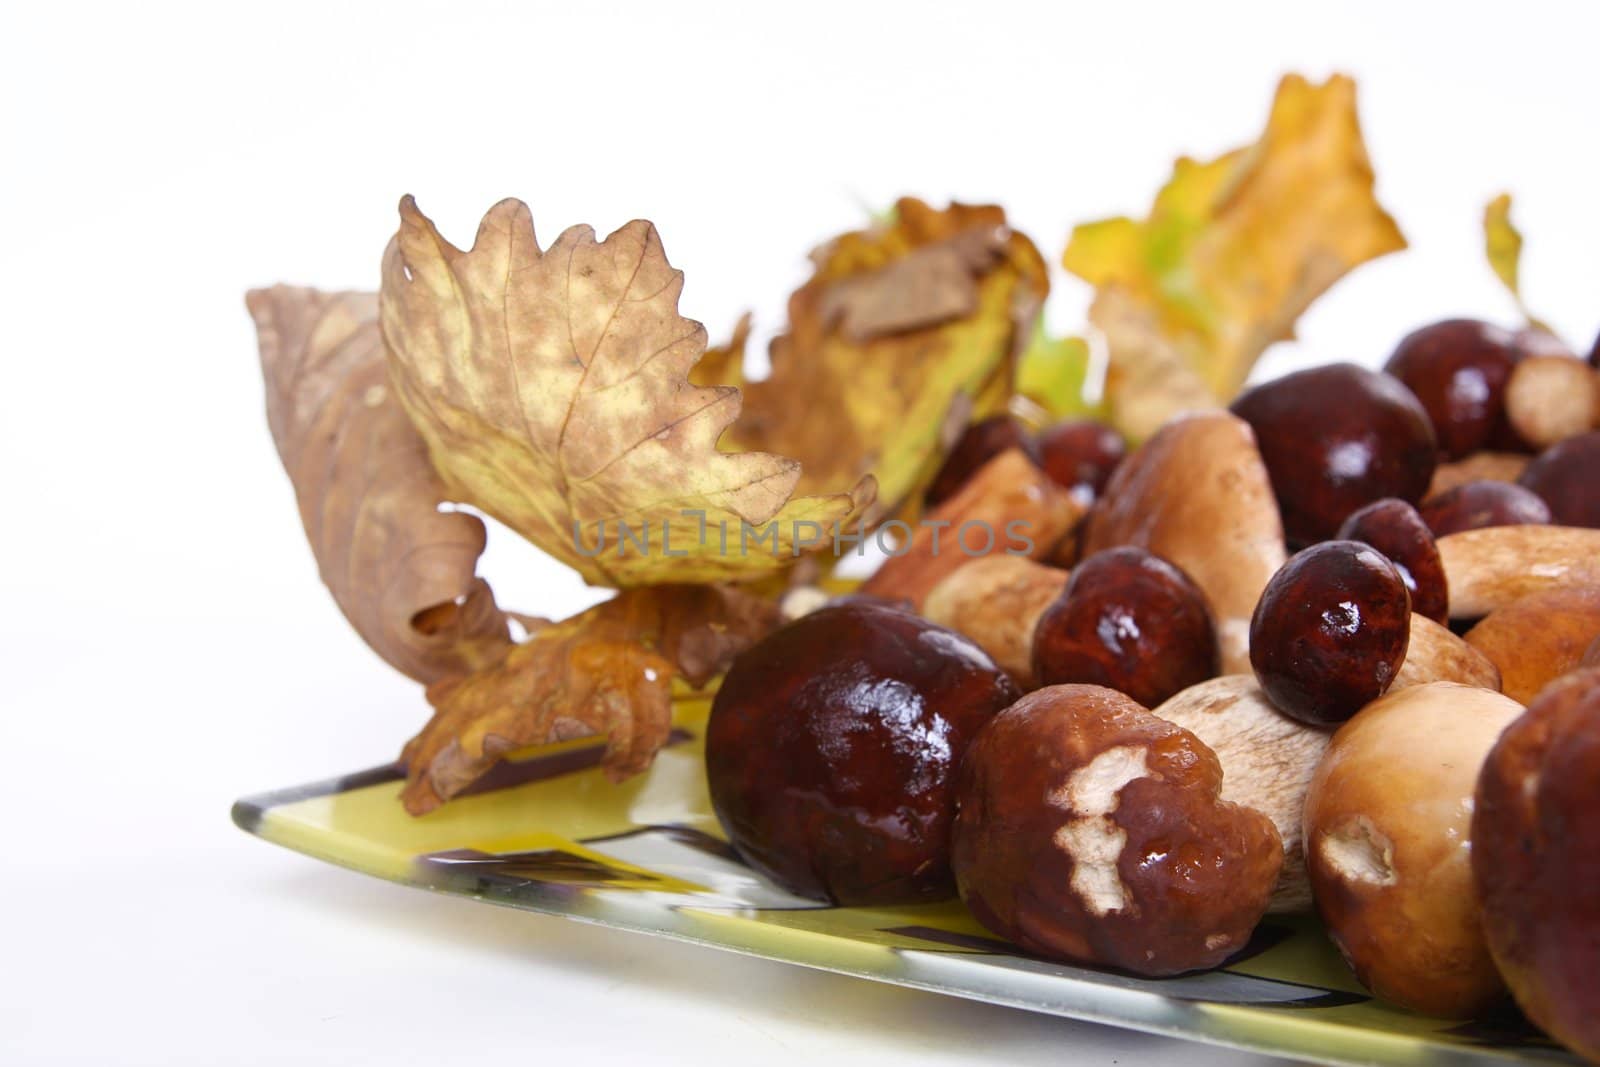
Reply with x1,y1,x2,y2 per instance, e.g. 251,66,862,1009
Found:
1474,668,1600,1062
923,555,1069,688
952,684,1282,976
1151,675,1329,914
706,600,1019,905
1303,681,1522,1018
1081,411,1287,675
1031,546,1219,707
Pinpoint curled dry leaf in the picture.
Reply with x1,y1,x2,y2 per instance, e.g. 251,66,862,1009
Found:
1066,74,1406,437
401,584,779,814
380,197,872,589
1483,193,1553,333
247,286,511,684
719,198,1049,521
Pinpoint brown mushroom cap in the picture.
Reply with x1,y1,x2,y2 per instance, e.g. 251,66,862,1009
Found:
952,684,1282,976
1303,682,1522,1018
1082,411,1287,675
1151,675,1329,914
1464,587,1600,704
1437,525,1600,619
1474,668,1600,1062
1392,613,1502,692
923,555,1069,688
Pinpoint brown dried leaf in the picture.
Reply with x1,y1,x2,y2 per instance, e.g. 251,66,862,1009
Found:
400,584,779,814
247,286,511,684
724,199,1049,521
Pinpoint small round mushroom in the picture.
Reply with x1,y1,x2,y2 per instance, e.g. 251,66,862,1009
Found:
923,555,1069,689
1504,354,1600,449
1231,363,1438,544
1418,480,1551,537
1437,524,1600,619
1151,675,1330,914
1391,613,1502,692
1036,419,1126,507
706,601,1019,905
1384,319,1524,459
1518,431,1600,529
1082,411,1287,675
1303,681,1523,1018
1474,668,1600,1061
1463,587,1600,704
1031,546,1219,707
952,684,1282,976
1336,498,1448,623
1249,542,1413,725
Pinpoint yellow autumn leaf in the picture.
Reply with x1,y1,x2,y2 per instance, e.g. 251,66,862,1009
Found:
1064,73,1407,435
1015,320,1098,419
379,197,872,589
721,198,1049,522
1483,192,1553,332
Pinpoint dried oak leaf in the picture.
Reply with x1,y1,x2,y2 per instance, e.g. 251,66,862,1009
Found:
719,198,1049,522
1065,74,1406,437
247,286,511,684
379,197,871,589
400,583,778,814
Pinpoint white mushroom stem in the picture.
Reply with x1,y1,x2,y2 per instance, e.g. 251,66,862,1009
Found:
1392,614,1501,692
1438,526,1600,619
923,555,1069,688
1505,355,1600,449
1151,675,1329,914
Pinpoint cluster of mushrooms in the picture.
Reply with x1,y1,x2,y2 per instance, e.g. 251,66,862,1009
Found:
703,319,1600,1060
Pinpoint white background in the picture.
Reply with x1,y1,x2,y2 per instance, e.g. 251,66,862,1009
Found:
3,2,1597,1063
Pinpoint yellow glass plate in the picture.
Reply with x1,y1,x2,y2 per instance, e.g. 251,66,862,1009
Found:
234,698,1569,1066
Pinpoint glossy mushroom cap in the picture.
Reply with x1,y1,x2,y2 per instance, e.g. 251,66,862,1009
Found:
1082,411,1286,675
925,415,1038,508
1336,498,1448,623
1419,480,1551,537
1384,319,1524,458
952,684,1282,976
1231,363,1438,545
1518,431,1600,528
1249,541,1412,726
706,601,1019,905
1474,669,1600,1059
1031,546,1219,707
